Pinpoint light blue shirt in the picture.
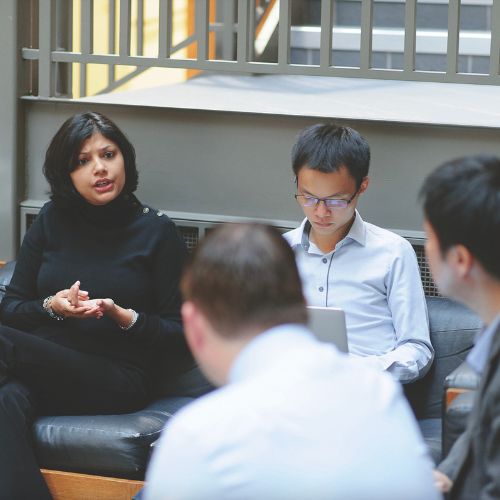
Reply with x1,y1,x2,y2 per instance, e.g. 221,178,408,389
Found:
144,325,440,500
284,212,433,383
467,314,500,375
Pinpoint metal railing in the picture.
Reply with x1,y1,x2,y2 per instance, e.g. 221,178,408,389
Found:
21,0,500,99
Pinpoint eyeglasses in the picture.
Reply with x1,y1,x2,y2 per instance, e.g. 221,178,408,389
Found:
294,190,359,210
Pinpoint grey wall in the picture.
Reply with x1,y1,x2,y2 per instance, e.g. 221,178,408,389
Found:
24,100,500,237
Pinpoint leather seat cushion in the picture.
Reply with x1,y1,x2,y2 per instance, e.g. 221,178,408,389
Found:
33,396,193,479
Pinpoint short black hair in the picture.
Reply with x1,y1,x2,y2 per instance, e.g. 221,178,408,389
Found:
181,223,307,336
43,112,138,203
291,124,370,188
420,155,500,280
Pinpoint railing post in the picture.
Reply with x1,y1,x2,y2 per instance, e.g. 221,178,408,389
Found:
320,0,333,68
0,0,24,259
119,0,132,57
403,0,417,73
108,0,116,88
222,0,235,60
158,0,172,59
196,0,210,61
80,0,93,98
446,0,460,76
237,0,249,63
278,0,290,66
38,0,55,97
360,0,373,71
490,0,500,78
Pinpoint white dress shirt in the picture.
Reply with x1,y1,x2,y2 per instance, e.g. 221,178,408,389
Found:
144,325,440,500
284,212,433,383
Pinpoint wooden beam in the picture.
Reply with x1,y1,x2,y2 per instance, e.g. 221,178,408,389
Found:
41,469,144,500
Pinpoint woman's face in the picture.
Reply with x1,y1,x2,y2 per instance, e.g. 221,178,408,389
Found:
70,133,126,206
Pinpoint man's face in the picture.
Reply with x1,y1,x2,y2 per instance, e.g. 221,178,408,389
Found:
296,166,367,242
424,220,456,298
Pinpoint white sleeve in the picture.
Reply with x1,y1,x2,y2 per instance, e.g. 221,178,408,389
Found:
377,240,434,383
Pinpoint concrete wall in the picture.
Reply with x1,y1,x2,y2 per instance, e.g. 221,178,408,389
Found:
23,99,500,238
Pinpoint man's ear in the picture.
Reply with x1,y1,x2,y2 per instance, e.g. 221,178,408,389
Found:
449,244,474,279
181,301,206,357
358,176,369,195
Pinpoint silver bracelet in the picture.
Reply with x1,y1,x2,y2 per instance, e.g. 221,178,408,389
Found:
43,296,65,321
119,309,138,331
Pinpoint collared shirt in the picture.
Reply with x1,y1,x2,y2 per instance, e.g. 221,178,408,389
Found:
467,314,500,375
144,325,439,500
283,212,433,383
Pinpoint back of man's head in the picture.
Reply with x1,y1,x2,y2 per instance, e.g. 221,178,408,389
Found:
181,223,307,336
291,123,370,188
420,154,500,280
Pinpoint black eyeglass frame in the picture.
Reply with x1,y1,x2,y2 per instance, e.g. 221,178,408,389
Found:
294,188,360,210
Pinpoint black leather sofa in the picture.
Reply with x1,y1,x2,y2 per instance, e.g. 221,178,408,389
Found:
0,261,210,485
0,262,482,481
404,297,482,463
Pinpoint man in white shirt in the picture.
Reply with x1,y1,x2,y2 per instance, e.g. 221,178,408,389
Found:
421,155,500,499
284,124,433,383
144,223,439,500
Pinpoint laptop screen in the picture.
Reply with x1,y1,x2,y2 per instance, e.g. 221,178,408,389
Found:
307,306,348,353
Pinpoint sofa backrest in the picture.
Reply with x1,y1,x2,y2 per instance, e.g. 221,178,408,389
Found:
404,296,482,420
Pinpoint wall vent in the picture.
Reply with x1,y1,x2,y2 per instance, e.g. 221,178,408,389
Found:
20,201,439,297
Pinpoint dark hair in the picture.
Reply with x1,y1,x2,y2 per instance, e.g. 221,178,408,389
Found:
43,112,138,202
420,155,500,280
181,223,307,336
291,124,370,188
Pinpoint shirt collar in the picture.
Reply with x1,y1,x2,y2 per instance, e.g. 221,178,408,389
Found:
467,313,500,375
291,210,366,253
229,324,314,383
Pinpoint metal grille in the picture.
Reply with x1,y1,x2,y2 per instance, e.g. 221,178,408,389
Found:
412,244,440,297
177,226,200,253
22,208,439,296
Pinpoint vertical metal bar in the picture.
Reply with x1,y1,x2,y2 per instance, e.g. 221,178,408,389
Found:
137,0,144,56
80,0,93,97
247,0,256,61
81,0,93,54
158,0,172,58
108,0,116,86
237,0,248,62
222,0,235,60
403,0,417,73
54,0,72,97
38,0,54,97
489,0,500,76
196,0,209,61
360,0,373,70
446,0,460,75
119,0,131,56
278,0,291,66
320,0,333,68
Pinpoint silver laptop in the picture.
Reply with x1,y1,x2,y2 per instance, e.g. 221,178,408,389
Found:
307,306,349,353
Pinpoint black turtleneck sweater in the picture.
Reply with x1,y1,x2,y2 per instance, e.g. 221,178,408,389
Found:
0,194,193,385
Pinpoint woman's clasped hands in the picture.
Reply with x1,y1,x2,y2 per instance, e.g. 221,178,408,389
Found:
50,281,115,320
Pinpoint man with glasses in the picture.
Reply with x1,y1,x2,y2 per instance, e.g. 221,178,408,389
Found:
284,124,433,383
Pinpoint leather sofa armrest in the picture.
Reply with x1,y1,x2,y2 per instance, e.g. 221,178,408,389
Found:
0,260,16,301
442,390,475,457
444,361,480,407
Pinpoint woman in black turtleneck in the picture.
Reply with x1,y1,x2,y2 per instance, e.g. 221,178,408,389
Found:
0,112,199,499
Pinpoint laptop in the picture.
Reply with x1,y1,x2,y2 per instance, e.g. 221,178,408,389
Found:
307,306,349,353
